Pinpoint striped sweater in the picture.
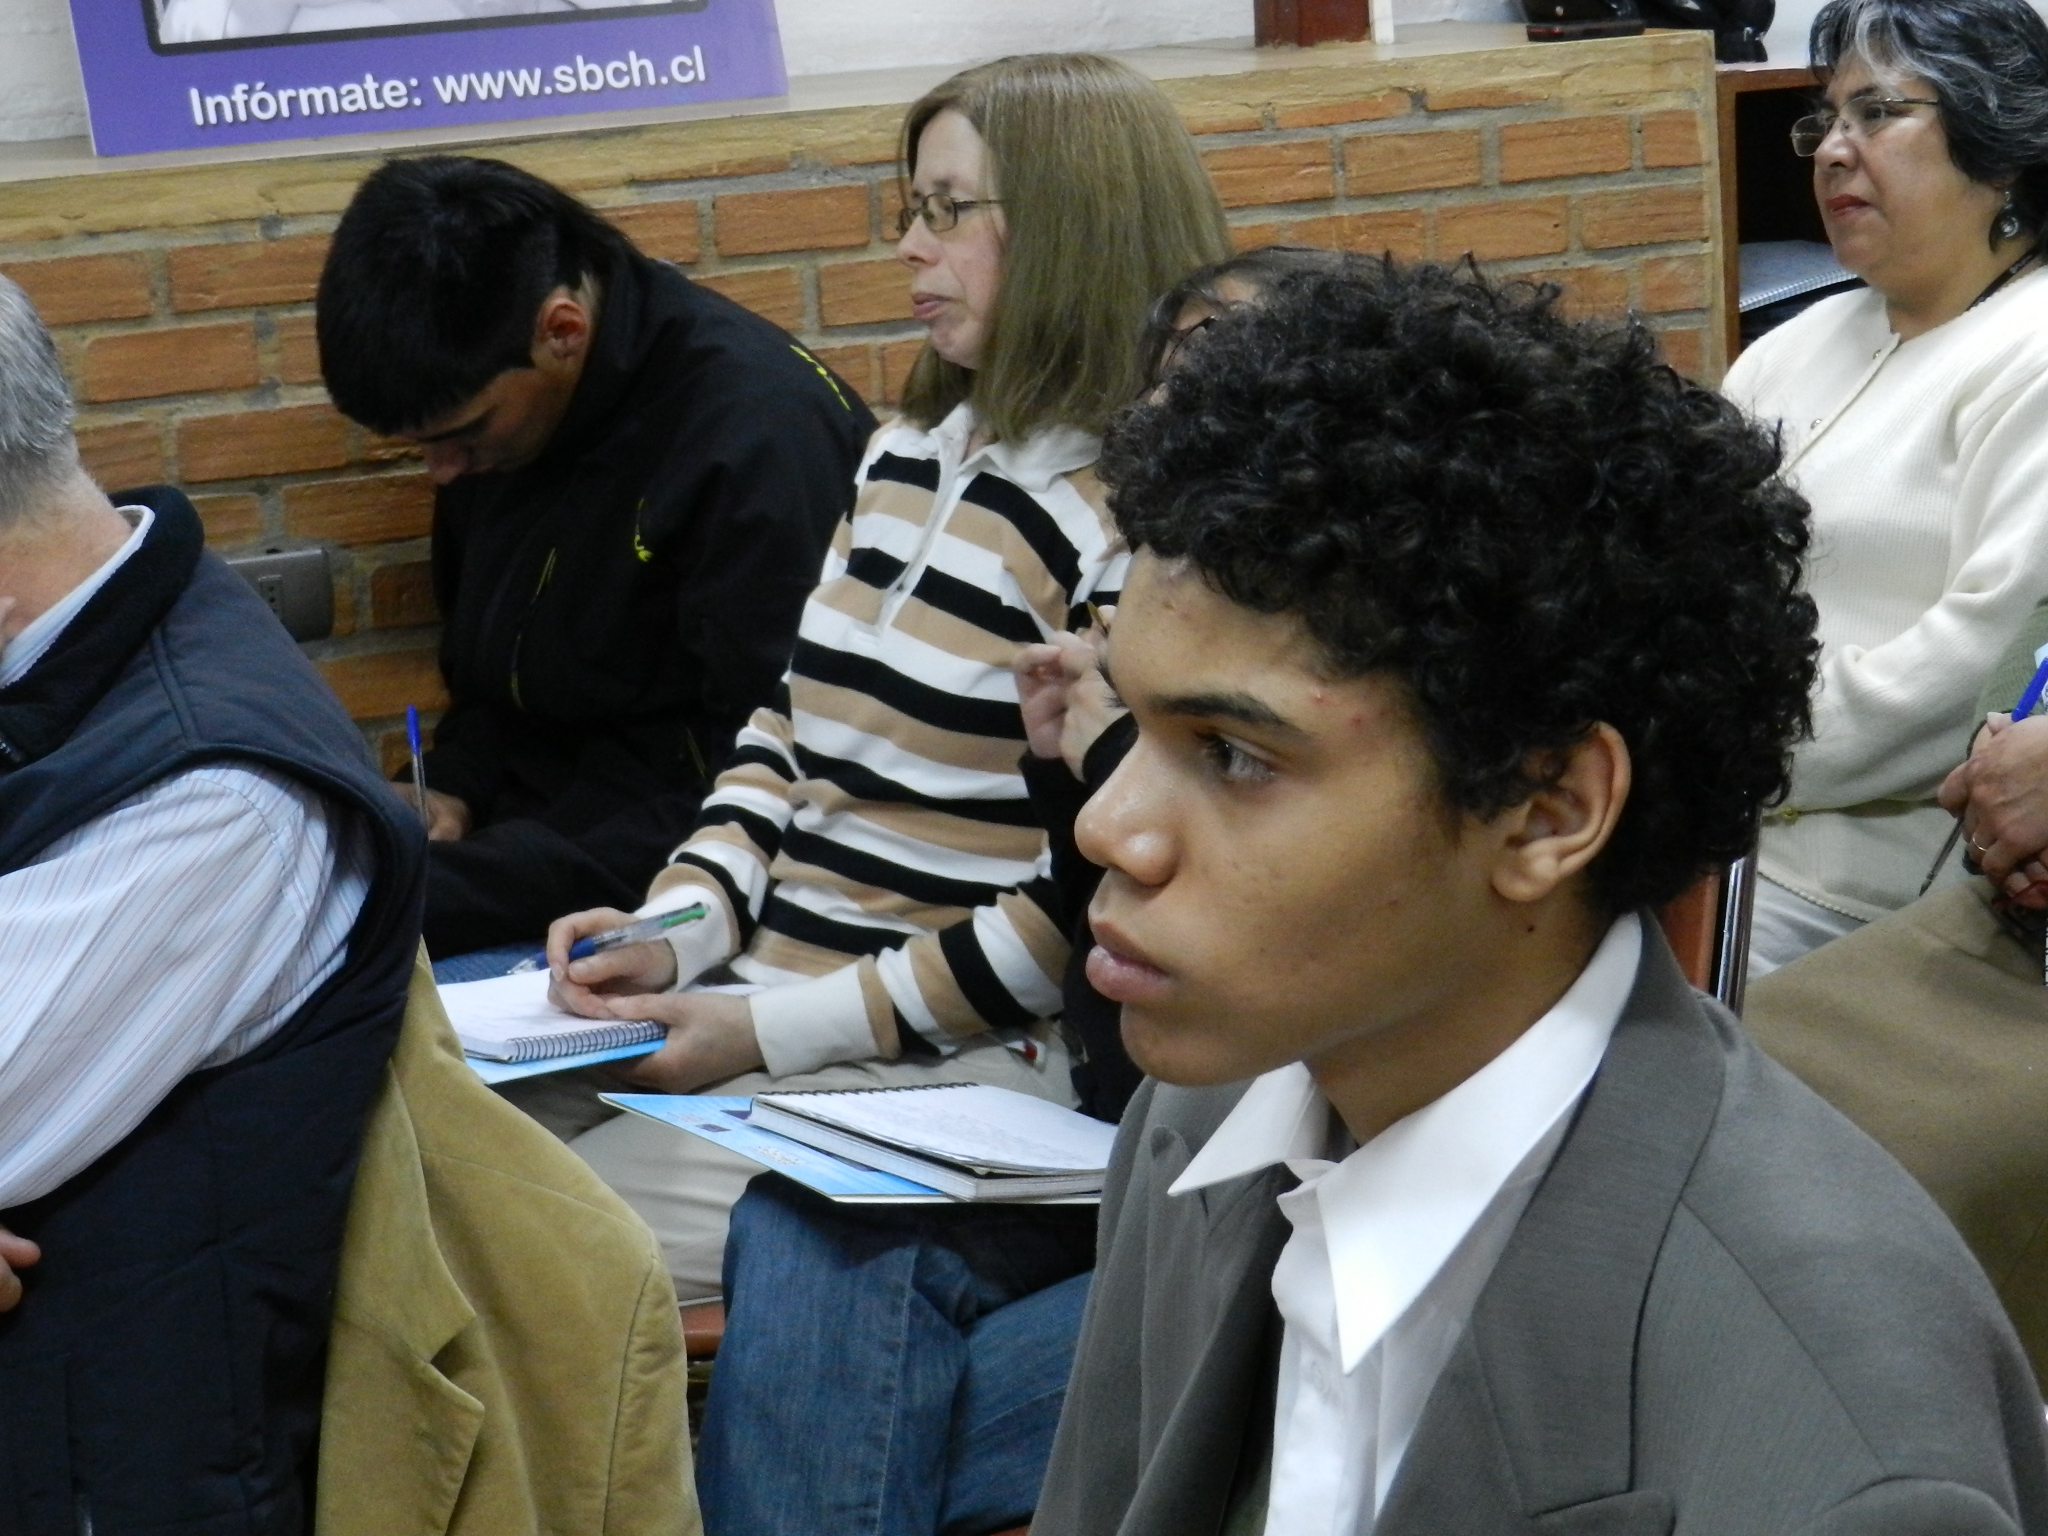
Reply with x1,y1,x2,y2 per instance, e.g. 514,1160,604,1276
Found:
645,405,1126,1076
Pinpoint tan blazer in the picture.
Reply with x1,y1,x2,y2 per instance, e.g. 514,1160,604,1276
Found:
316,952,699,1536
1747,881,2048,1387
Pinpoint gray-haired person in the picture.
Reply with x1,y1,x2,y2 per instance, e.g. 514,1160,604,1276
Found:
0,277,426,1534
1724,0,2048,977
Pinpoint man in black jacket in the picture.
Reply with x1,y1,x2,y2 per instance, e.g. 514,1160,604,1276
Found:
319,155,875,960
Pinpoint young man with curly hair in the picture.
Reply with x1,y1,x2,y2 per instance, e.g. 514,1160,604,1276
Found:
1032,263,2048,1536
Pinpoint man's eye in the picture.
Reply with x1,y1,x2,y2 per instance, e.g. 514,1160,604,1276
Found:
1201,734,1273,786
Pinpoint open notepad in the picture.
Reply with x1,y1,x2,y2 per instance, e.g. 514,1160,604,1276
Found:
438,970,662,1063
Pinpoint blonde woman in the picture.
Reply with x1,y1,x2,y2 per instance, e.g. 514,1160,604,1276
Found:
533,55,1228,1313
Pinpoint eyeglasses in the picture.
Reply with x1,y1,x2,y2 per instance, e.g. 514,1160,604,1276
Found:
1790,95,1941,157
893,192,1002,237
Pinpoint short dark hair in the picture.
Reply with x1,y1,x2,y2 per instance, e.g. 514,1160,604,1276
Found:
1812,0,2048,250
317,155,628,435
1139,246,1376,385
1100,261,1819,913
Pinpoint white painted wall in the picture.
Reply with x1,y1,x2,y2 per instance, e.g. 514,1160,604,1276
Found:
0,0,1264,143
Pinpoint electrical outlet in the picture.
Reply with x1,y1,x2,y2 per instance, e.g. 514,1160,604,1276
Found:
223,547,334,642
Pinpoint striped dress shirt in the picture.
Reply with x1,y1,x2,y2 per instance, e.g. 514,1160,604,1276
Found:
647,405,1126,1076
0,513,369,1209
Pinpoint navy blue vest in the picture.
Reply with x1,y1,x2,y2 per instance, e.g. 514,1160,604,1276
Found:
0,489,426,1536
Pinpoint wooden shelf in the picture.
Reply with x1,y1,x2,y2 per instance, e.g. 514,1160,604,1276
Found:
1717,62,1820,361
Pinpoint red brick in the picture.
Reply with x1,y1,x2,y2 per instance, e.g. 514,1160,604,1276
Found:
283,473,434,545
820,258,912,327
368,558,439,629
76,418,167,490
1343,131,1482,196
358,433,423,468
1658,324,1708,379
715,185,871,257
1640,253,1709,312
191,492,264,544
1201,141,1336,209
168,234,329,313
605,199,704,264
1642,110,1706,168
1500,116,1632,183
811,342,879,405
1231,209,1430,262
329,574,356,640
1437,197,1571,261
178,402,350,482
1427,80,1550,112
880,338,925,406
1580,185,1709,250
696,267,804,331
274,313,322,385
319,645,449,721
1519,263,1632,318
4,253,155,325
81,321,259,403
1176,103,1266,135
1276,91,1410,130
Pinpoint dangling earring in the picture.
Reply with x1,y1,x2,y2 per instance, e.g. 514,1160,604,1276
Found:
1996,192,2025,243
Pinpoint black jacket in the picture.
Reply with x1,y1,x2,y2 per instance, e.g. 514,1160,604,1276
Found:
421,248,875,952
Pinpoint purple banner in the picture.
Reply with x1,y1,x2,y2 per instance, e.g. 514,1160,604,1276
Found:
68,0,788,157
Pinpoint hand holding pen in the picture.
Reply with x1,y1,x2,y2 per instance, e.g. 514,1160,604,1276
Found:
1928,652,2048,898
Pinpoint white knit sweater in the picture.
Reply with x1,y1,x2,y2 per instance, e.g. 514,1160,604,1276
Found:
1723,266,2048,921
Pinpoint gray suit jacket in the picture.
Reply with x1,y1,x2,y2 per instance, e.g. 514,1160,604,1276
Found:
1035,932,2048,1536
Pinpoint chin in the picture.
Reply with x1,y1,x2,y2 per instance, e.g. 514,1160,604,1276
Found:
1120,1006,1270,1089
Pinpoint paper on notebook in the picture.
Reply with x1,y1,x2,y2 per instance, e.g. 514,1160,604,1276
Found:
753,1083,1117,1176
439,969,662,1063
601,1094,953,1202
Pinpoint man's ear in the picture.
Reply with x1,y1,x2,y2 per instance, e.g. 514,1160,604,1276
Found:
530,286,594,368
1489,723,1631,904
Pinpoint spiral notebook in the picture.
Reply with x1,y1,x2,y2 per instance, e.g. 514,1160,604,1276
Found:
747,1083,1118,1200
439,970,662,1063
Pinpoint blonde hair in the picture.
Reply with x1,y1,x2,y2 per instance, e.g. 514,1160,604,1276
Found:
898,54,1231,443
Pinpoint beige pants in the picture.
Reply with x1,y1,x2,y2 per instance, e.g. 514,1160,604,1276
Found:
497,1035,1076,1304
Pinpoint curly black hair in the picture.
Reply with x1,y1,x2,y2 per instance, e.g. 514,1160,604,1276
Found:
1099,260,1820,913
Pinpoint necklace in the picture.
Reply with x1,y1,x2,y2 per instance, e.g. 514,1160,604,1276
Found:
1970,246,2041,311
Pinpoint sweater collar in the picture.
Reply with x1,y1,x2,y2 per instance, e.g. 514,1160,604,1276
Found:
0,485,204,773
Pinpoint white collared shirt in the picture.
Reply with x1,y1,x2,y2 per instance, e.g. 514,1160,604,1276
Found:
0,510,371,1207
1169,913,1644,1535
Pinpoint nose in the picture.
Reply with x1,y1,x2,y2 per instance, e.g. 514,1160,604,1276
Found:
421,443,471,485
896,212,939,268
1075,741,1177,891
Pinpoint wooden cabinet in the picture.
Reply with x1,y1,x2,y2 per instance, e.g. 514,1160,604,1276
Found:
1716,62,1822,361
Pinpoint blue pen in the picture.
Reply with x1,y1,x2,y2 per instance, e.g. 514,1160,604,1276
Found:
405,705,429,826
507,903,710,975
1922,650,2048,892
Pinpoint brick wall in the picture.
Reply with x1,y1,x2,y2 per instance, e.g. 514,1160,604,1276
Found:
0,29,1720,763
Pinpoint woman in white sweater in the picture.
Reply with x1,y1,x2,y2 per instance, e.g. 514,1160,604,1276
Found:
1723,0,2048,974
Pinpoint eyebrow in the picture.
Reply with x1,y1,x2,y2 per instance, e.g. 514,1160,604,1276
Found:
1102,660,1305,736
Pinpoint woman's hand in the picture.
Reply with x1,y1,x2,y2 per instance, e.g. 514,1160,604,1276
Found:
0,1226,41,1313
1014,612,1121,776
607,992,765,1094
546,907,681,1018
1937,713,2048,906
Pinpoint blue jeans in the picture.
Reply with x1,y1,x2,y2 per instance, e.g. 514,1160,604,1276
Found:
697,1174,1097,1536
429,943,539,985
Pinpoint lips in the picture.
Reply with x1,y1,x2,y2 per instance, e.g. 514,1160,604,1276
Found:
1084,919,1173,1005
1824,194,1871,216
911,293,948,323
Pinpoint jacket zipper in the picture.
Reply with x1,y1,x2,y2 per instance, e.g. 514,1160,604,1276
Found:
507,547,559,712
